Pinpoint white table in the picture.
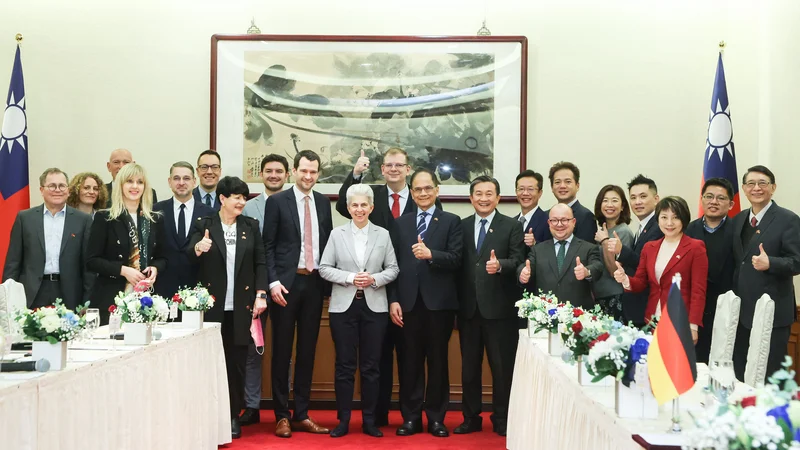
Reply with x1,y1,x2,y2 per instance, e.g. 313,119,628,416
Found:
0,323,231,450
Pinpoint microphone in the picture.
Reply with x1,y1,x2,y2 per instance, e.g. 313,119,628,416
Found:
0,359,50,372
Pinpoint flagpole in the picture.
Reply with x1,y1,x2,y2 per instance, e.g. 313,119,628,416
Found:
670,398,682,433
15,33,22,44
719,40,725,56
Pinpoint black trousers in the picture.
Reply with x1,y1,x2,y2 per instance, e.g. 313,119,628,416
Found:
32,279,63,309
459,311,518,427
400,295,454,423
270,272,324,421
222,311,248,418
733,324,791,382
376,319,404,420
696,308,716,364
329,296,388,425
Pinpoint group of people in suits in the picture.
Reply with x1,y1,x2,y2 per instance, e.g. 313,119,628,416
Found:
3,144,799,441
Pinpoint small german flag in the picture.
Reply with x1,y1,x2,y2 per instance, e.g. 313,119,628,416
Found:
647,275,697,404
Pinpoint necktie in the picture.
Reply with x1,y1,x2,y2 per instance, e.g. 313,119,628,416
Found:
518,214,526,230
304,196,314,271
177,203,186,243
390,193,401,219
204,193,212,207
751,216,758,228
634,223,643,246
417,211,428,239
477,218,488,251
556,240,567,272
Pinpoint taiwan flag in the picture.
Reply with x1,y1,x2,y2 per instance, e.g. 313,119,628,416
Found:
0,45,30,269
701,53,739,217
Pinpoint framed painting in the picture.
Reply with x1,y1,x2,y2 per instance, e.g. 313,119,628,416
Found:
211,34,527,201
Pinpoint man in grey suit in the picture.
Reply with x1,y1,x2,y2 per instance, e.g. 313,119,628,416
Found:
517,203,604,309
238,153,289,426
3,168,93,309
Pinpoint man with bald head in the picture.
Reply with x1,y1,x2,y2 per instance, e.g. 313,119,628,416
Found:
104,148,157,207
517,203,603,308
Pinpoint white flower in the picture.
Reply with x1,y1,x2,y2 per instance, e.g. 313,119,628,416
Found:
185,296,198,309
40,314,61,333
128,300,141,312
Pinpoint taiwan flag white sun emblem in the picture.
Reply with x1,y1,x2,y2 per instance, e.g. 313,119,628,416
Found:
0,90,26,155
706,100,732,161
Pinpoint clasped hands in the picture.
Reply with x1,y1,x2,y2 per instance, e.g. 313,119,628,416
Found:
352,272,375,289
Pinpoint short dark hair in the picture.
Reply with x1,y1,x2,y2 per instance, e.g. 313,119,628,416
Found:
170,161,195,176
410,168,439,187
594,185,631,226
197,149,221,166
548,161,580,186
293,150,321,170
702,177,734,200
742,165,775,185
515,170,544,190
216,176,249,198
39,168,69,187
627,174,658,193
469,175,500,195
655,196,691,232
260,154,289,172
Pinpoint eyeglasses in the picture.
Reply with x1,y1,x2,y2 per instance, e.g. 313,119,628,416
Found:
548,218,574,226
743,180,770,189
382,163,408,169
44,184,68,192
701,194,730,202
412,186,435,194
516,187,539,194
198,164,221,172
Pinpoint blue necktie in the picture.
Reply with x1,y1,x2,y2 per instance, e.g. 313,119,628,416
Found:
204,193,212,207
476,218,487,251
417,212,428,239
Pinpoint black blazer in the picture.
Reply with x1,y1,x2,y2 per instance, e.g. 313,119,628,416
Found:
262,188,333,293
152,199,215,298
617,216,664,324
685,217,735,318
86,210,166,323
459,212,526,320
192,187,221,211
390,207,462,312
731,203,800,328
104,182,157,208
570,200,597,243
187,214,267,345
515,207,550,245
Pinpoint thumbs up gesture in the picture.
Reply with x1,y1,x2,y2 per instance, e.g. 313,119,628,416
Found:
524,229,536,247
195,229,213,254
486,249,501,274
353,149,370,176
606,230,622,255
595,223,609,243
519,259,532,284
574,256,589,280
752,243,770,271
412,234,432,260
613,261,628,285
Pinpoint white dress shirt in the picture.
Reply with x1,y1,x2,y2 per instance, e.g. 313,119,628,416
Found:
199,188,217,207
43,205,67,275
173,196,195,239
519,206,540,230
389,186,409,215
221,221,237,311
294,185,320,270
636,211,655,237
474,210,497,245
345,221,370,285
749,200,774,226
552,234,574,257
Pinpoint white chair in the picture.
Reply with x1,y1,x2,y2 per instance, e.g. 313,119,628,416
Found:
708,290,740,363
744,293,775,386
0,279,26,337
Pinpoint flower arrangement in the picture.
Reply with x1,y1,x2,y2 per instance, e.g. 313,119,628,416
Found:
584,322,651,383
562,307,609,359
171,284,215,312
15,299,87,343
110,280,169,323
515,290,560,333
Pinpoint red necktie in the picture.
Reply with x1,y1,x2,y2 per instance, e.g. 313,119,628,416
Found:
390,193,401,219
751,216,758,228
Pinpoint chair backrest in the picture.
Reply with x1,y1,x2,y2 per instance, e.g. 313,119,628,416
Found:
0,279,27,337
709,290,741,363
744,293,775,386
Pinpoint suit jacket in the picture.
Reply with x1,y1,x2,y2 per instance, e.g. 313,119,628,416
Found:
390,207,462,312
192,186,221,211
187,214,268,345
516,236,603,309
242,193,268,233
626,235,708,326
3,205,93,309
459,212,526,320
617,216,664,323
104,182,157,208
152,198,214,298
515,207,550,245
731,203,800,328
262,188,333,294
562,200,597,243
319,222,399,313
685,218,735,318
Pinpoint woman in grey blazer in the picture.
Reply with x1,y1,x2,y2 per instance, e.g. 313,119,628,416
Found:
319,184,399,438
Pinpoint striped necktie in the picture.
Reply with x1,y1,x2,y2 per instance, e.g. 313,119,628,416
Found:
417,211,428,239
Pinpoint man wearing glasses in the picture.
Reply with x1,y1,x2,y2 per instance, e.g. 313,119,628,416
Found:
685,177,736,363
514,170,550,247
104,148,157,207
193,149,222,211
731,165,800,381
3,168,94,309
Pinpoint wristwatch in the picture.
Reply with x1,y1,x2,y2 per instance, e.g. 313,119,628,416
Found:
257,293,267,300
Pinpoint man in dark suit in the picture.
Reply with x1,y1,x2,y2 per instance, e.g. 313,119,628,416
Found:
517,203,603,309
4,168,93,309
513,170,550,297
152,161,214,299
263,150,332,438
336,146,442,426
547,161,596,242
193,149,222,211
104,148,157,207
608,174,663,326
685,177,736,364
389,168,462,438
731,165,800,380
456,176,525,437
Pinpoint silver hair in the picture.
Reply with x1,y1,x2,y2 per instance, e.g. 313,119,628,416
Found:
346,184,374,206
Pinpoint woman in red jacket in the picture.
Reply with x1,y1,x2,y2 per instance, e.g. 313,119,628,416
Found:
613,196,708,343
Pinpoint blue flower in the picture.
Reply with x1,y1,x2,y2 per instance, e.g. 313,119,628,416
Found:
630,338,649,362
140,296,153,308
547,308,557,316
767,404,792,430
64,312,79,326
611,321,623,330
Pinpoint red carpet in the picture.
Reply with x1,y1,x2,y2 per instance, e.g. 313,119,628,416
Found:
222,410,507,449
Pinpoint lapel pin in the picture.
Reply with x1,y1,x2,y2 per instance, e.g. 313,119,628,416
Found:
676,255,681,259
489,229,494,233
242,236,247,240
434,217,439,221
756,230,761,234
71,233,76,238
116,240,120,244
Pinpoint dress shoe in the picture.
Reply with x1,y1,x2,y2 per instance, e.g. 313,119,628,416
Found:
362,425,384,437
238,408,260,426
291,417,330,434
330,422,349,438
496,425,507,437
275,418,292,438
454,417,483,434
374,415,389,427
395,420,423,436
428,421,449,437
231,418,242,439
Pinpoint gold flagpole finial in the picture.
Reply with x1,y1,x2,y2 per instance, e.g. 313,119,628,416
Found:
718,40,726,51
15,33,23,43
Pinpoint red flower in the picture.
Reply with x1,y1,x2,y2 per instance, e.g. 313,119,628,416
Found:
572,321,583,334
108,305,117,313
741,396,756,408
172,294,182,303
592,315,597,321
573,308,583,318
596,332,610,342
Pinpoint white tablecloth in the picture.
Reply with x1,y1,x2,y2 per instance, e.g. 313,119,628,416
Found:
0,323,230,450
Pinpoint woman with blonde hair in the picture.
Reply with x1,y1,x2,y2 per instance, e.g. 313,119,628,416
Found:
86,163,165,324
67,172,108,218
